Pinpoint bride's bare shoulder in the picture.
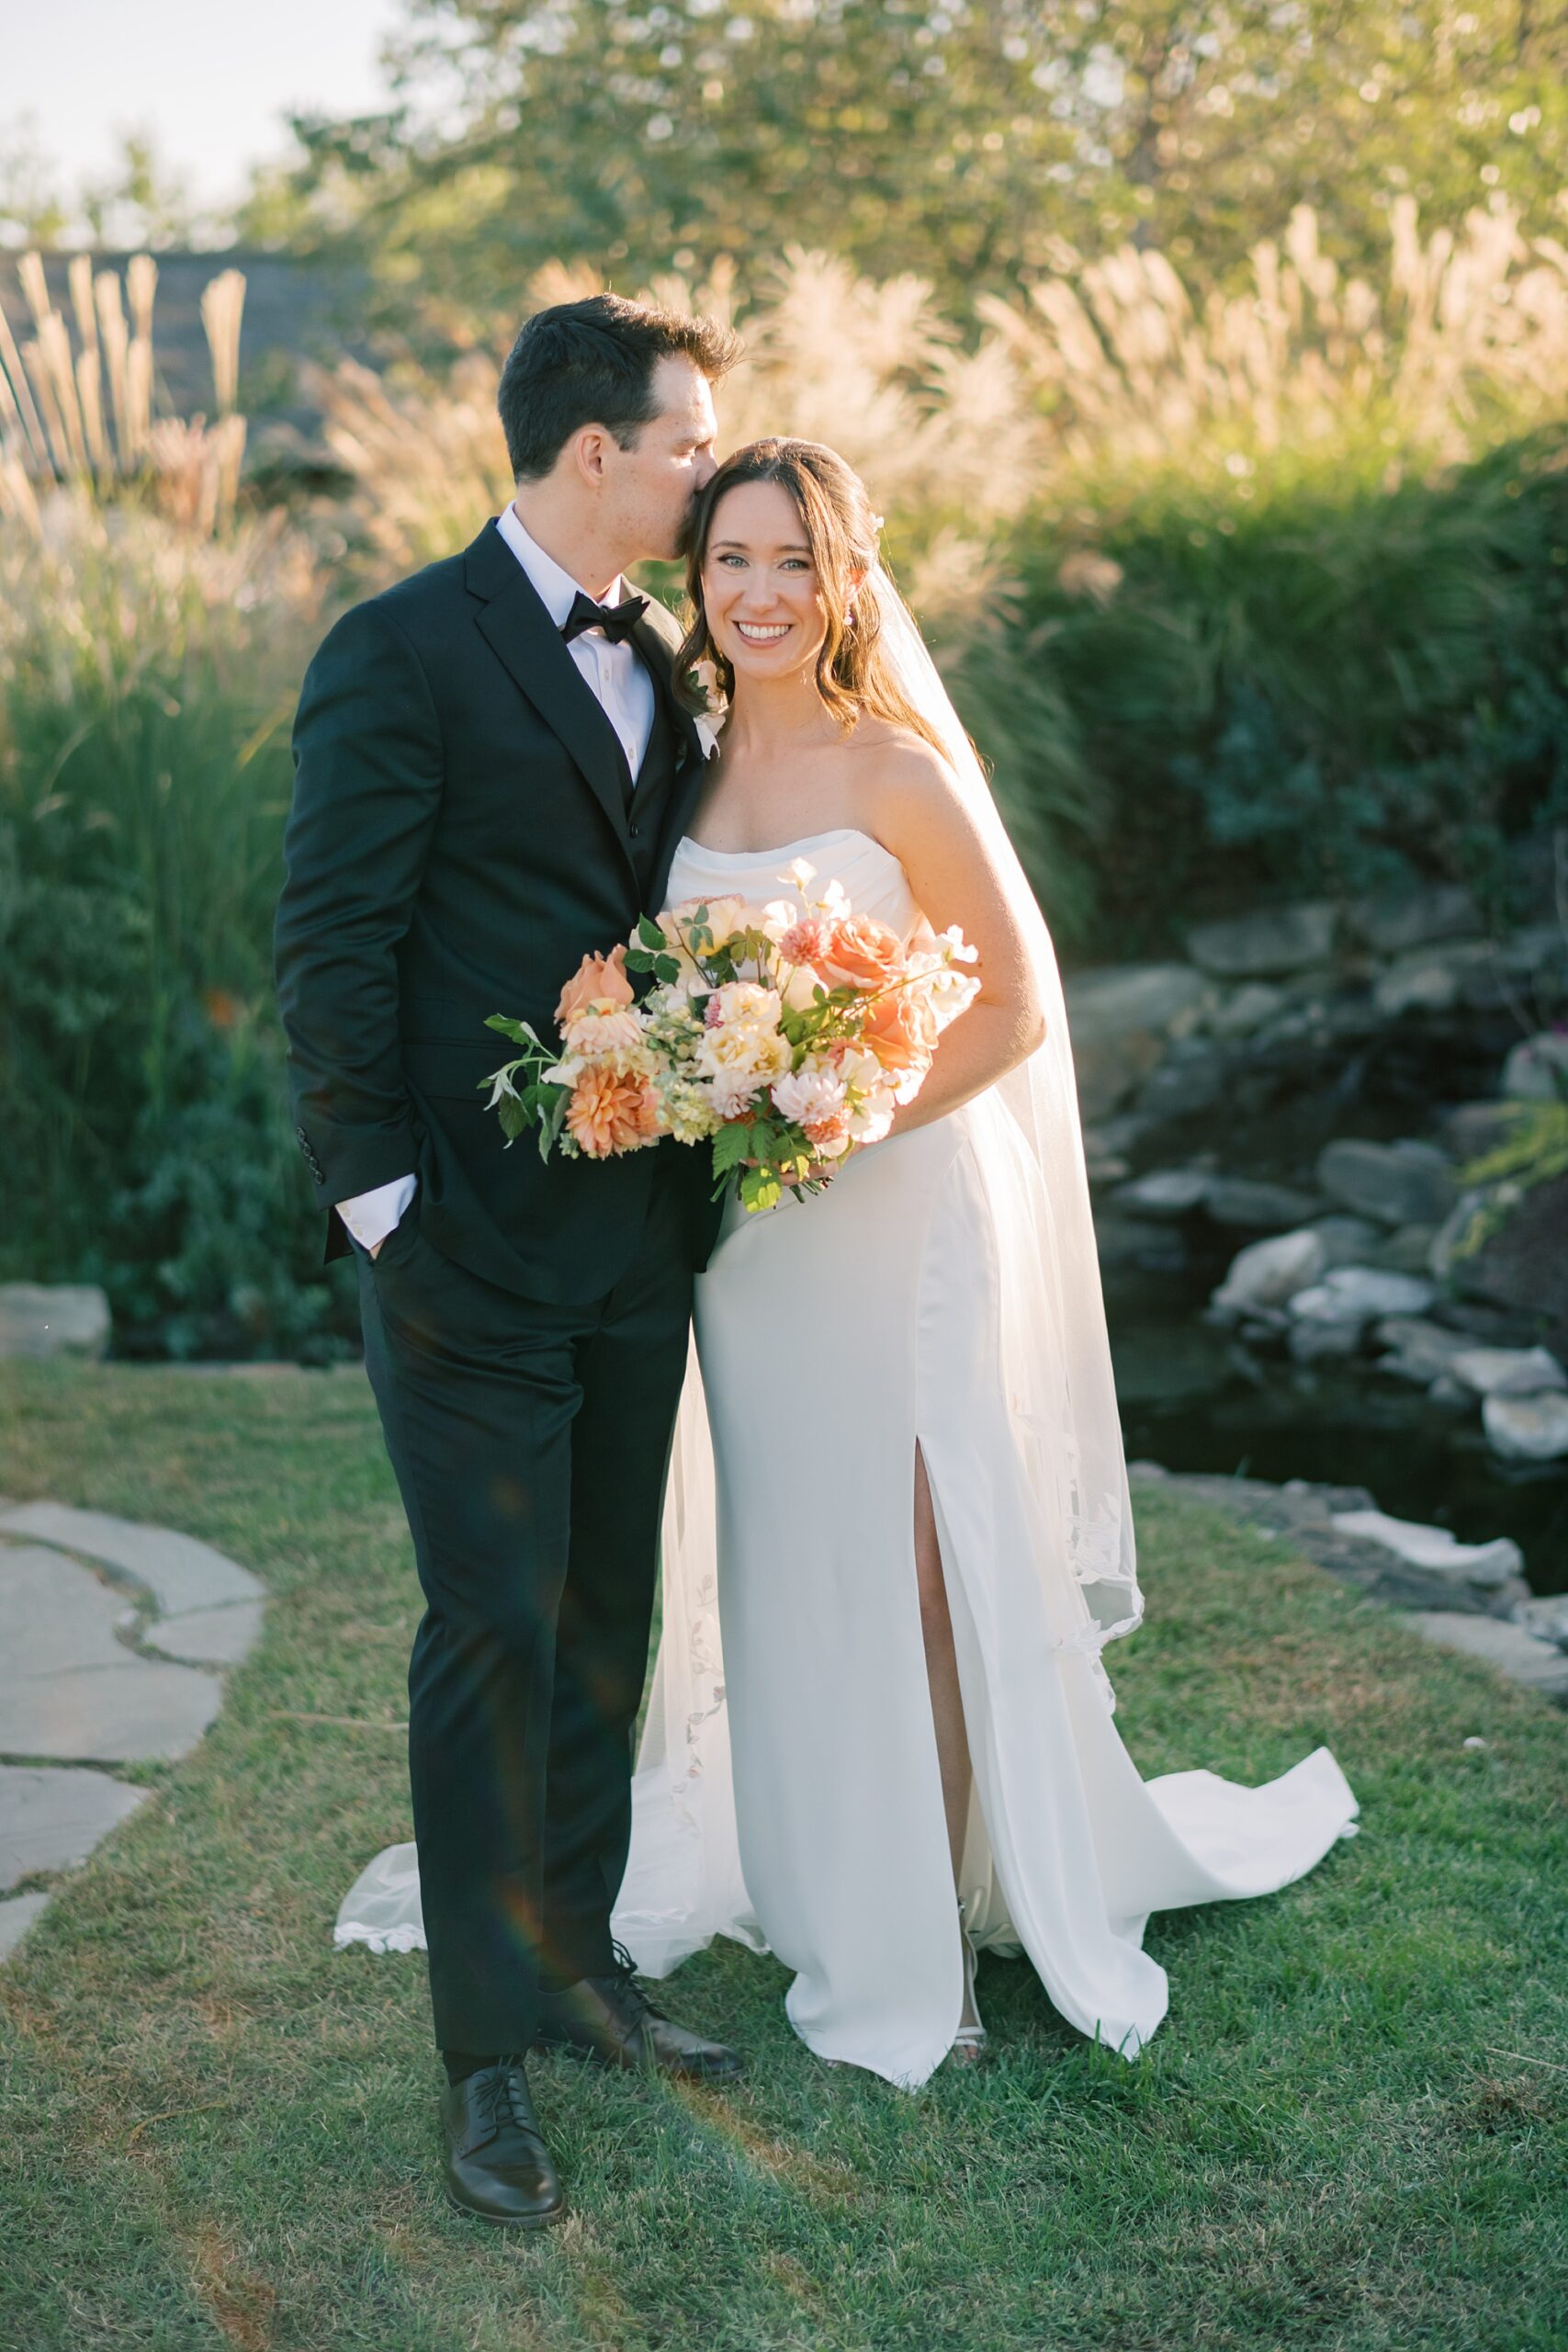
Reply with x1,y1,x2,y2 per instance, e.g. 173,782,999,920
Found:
849,713,953,781
848,714,962,828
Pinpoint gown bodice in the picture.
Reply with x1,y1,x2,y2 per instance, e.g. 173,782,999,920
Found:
663,827,921,940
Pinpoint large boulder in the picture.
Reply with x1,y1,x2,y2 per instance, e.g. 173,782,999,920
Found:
1186,901,1337,978
1134,1044,1229,1121
1439,1170,1568,1361
1110,1168,1211,1219
1399,1611,1568,1700
1449,1345,1566,1399
1207,981,1287,1038
1204,1176,1324,1230
1066,964,1209,1122
1288,1266,1438,1332
1309,1214,1385,1268
1483,1391,1568,1463
1501,1032,1568,1101
1345,885,1481,956
1372,945,1494,1018
1372,1315,1469,1385
0,1285,110,1363
1074,1030,1166,1123
1064,964,1208,1038
1211,1227,1328,1321
1329,1508,1522,1590
1316,1137,1456,1228
1438,1102,1521,1164
1514,1595,1568,1650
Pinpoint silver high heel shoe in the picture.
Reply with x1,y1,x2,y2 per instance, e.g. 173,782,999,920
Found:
949,1901,988,2067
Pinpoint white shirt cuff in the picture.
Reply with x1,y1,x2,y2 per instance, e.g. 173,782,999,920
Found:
336,1173,417,1251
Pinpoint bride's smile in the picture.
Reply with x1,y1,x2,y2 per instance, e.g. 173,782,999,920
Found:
702,477,843,681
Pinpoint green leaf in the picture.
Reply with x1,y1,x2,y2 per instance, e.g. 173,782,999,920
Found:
538,1088,569,1163
740,1166,782,1213
484,1013,544,1047
711,1120,752,1177
637,913,668,951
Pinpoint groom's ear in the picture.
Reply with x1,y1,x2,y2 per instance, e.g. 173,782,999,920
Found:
569,424,615,487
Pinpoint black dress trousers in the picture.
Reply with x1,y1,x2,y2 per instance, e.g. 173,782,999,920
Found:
356,1175,694,2055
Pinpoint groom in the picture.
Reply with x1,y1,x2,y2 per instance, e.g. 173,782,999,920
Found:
275,294,740,2227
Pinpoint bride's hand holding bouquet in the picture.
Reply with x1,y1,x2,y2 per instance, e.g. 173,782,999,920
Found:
481,857,980,1213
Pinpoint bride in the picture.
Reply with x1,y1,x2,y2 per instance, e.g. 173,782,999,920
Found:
338,437,1359,2086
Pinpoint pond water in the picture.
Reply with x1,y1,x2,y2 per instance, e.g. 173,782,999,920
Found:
1111,1276,1568,1598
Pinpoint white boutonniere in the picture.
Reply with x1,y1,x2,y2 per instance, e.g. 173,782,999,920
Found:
689,657,727,759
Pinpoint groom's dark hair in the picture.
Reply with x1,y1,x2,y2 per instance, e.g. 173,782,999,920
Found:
498,293,739,481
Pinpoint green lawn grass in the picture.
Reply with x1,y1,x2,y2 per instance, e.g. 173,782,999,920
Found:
2,1359,1565,2352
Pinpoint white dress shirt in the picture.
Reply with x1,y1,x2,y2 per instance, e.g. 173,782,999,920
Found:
336,504,656,1253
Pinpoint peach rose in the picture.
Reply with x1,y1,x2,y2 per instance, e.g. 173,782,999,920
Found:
822,911,904,990
860,988,939,1086
556,944,635,1028
565,1065,664,1158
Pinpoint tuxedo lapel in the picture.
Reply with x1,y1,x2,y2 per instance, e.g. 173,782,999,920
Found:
465,521,637,876
628,609,710,871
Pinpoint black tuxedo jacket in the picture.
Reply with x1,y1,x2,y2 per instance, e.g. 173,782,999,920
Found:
274,518,722,1305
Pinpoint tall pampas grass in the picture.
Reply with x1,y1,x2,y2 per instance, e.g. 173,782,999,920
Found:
983,196,1568,514
0,251,248,533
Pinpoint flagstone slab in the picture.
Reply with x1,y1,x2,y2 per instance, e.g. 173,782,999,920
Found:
1399,1610,1568,1702
0,1546,223,1764
0,1764,148,1890
0,1502,262,1615
141,1600,264,1667
0,1892,52,1960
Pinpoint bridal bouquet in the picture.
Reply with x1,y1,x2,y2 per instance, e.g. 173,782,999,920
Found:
481,857,981,1212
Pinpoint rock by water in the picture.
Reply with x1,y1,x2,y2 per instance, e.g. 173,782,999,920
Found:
0,1286,109,1363
1316,1139,1456,1229
1483,1391,1568,1464
1187,902,1337,978
1211,1228,1328,1320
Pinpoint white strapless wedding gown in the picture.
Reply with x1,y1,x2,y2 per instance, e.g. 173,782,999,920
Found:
333,825,1359,2087
615,827,1358,2086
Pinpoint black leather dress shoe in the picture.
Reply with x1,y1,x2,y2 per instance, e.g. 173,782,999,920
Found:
440,2059,567,2227
535,1943,744,2081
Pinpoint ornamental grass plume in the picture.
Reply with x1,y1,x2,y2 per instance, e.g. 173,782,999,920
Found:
0,251,249,532
981,195,1568,507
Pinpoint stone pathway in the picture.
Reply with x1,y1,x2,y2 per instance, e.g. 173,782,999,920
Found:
0,1499,263,1961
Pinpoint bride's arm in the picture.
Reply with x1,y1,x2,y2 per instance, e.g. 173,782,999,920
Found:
863,740,1046,1140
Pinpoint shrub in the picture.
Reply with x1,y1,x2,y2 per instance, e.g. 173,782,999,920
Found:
0,486,343,1355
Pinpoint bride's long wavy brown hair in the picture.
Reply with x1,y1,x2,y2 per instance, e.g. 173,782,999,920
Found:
674,438,947,756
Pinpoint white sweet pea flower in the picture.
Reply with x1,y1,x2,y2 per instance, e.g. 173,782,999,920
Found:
760,896,803,942
847,1087,897,1143
784,856,818,890
780,960,827,1011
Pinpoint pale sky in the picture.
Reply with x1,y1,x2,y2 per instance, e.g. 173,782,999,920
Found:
6,0,406,217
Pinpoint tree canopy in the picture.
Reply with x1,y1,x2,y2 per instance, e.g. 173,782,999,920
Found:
243,0,1568,325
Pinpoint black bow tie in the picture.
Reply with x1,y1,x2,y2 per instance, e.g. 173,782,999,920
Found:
561,589,649,647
